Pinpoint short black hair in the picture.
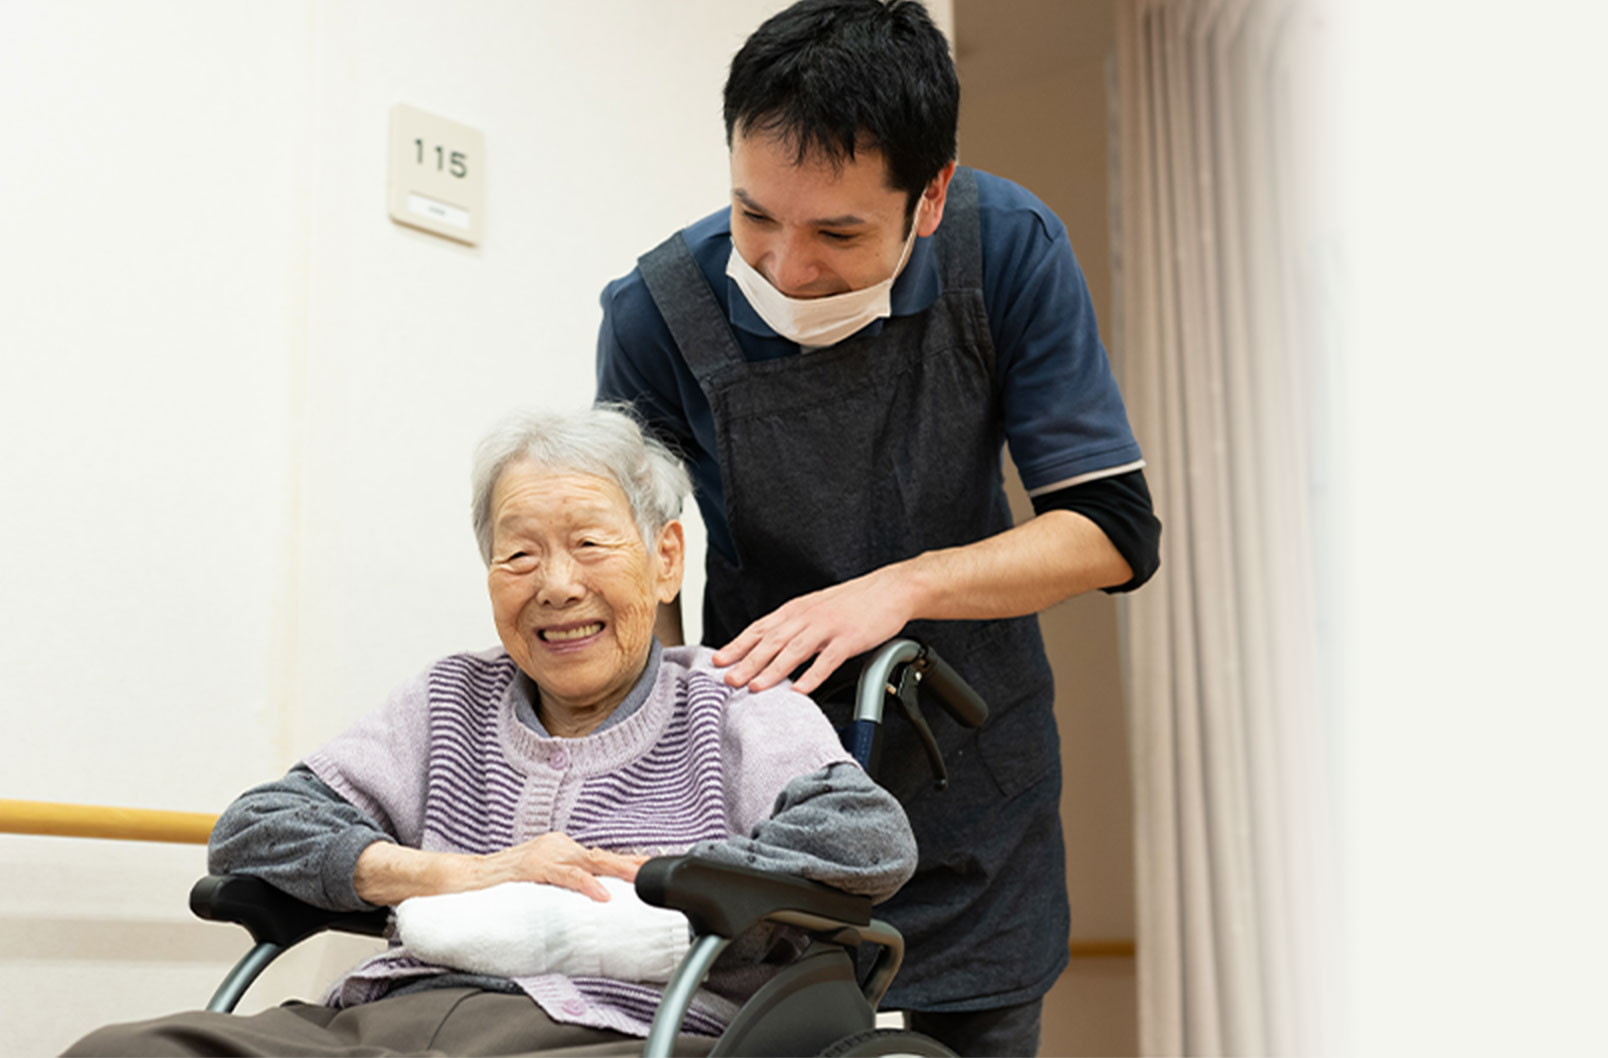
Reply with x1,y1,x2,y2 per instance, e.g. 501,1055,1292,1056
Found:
724,0,959,216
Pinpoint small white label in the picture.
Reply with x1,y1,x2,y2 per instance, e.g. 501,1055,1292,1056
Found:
407,193,470,230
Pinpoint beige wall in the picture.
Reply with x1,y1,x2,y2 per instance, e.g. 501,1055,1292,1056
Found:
953,2,1138,1054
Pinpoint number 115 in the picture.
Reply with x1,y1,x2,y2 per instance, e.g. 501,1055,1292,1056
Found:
414,139,468,178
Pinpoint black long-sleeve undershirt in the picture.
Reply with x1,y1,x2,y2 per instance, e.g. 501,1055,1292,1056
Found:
1029,468,1161,593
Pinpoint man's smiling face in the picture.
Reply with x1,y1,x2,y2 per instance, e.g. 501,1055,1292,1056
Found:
728,129,931,299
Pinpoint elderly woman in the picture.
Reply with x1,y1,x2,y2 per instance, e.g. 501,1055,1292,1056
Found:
67,405,917,1057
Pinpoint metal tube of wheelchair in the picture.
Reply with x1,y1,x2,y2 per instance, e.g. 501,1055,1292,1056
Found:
855,918,906,1011
643,933,730,1058
843,718,880,771
854,639,922,722
205,941,282,1013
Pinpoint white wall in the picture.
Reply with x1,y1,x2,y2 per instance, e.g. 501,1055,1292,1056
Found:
1329,1,1608,1053
0,2,945,1052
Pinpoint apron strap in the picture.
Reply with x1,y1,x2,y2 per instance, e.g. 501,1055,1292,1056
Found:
936,167,982,292
636,231,747,386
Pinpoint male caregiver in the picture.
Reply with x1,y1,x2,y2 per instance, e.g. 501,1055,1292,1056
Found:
596,2,1160,1054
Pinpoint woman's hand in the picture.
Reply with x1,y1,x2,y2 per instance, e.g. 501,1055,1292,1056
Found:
477,833,648,901
354,833,648,906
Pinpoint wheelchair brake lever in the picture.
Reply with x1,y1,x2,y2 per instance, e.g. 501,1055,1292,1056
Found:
891,665,950,791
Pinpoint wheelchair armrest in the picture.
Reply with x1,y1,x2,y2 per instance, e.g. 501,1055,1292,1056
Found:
634,855,872,939
189,874,390,949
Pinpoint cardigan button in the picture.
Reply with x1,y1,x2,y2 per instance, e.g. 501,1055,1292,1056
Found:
562,998,586,1016
550,747,570,769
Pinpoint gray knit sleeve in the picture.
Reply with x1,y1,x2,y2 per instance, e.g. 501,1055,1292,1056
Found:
690,762,917,903
207,764,393,912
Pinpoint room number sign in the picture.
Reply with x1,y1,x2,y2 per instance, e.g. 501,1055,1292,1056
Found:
387,103,485,245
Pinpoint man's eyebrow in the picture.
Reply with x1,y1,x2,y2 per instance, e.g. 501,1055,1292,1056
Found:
733,188,868,228
732,188,770,215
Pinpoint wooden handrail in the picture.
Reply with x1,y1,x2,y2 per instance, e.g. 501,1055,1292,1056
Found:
0,798,217,845
1069,938,1137,959
0,800,1140,956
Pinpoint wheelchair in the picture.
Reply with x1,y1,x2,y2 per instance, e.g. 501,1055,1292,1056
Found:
189,638,988,1057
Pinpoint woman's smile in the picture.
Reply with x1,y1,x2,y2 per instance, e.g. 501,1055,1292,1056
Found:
537,621,605,646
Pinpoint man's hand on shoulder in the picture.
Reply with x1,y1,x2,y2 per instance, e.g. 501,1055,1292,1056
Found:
713,565,921,696
712,509,1136,697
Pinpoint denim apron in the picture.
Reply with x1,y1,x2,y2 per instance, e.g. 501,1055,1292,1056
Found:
636,169,1069,1009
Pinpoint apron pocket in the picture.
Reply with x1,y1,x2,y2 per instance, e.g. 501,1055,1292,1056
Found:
975,693,1059,799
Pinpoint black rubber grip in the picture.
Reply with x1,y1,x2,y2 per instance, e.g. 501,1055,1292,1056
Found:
919,650,989,728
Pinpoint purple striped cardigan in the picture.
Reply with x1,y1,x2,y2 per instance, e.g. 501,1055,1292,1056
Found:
303,643,855,1037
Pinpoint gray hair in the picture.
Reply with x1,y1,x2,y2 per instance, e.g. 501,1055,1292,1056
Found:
470,404,691,565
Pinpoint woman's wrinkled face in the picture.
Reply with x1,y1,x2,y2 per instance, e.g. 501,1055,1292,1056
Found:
486,462,683,727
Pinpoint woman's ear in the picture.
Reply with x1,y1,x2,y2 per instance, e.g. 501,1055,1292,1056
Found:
653,520,685,604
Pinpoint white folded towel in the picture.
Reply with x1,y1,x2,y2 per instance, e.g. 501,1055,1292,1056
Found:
396,877,691,983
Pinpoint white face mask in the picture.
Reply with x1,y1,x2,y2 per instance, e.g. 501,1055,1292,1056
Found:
725,214,921,349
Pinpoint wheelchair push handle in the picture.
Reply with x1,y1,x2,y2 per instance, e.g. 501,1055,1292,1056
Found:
915,648,989,729
853,638,988,730
850,639,989,791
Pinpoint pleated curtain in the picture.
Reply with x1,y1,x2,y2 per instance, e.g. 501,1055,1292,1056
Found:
1112,1,1336,1053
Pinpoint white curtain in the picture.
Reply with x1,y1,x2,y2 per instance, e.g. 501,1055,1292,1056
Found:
1112,1,1336,1053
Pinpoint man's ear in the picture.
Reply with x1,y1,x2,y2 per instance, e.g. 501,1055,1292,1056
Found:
916,161,958,237
653,520,686,604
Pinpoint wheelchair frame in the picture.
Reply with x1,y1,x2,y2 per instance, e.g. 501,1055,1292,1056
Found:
189,638,986,1057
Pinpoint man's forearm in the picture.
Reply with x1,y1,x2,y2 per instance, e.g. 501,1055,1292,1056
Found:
893,509,1133,621
714,509,1134,694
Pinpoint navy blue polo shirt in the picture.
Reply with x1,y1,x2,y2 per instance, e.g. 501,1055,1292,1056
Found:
596,167,1144,560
